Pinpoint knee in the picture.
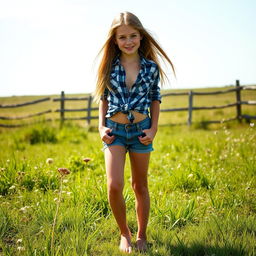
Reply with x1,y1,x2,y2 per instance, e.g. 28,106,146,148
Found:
132,181,148,196
107,181,123,197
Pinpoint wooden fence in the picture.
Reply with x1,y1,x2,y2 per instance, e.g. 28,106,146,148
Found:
161,80,256,126
0,80,255,128
53,91,98,125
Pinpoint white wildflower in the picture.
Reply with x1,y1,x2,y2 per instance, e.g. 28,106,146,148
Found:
46,158,54,164
188,174,193,178
9,185,16,190
17,239,23,244
225,130,230,135
226,137,230,142
250,123,254,127
17,246,25,252
20,206,30,213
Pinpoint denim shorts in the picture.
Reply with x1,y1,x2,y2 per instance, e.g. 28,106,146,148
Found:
103,117,154,153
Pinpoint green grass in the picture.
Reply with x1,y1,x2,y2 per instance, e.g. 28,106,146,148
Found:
0,86,255,255
0,120,255,255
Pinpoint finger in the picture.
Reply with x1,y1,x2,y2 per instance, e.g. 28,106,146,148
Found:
104,135,115,144
138,136,144,143
139,136,149,142
105,131,114,139
138,137,150,145
109,136,115,143
106,128,113,135
102,133,113,142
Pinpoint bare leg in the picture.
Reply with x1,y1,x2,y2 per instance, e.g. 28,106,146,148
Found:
129,151,151,251
105,145,132,253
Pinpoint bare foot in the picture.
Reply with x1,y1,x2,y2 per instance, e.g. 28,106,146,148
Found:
119,234,132,254
136,238,147,252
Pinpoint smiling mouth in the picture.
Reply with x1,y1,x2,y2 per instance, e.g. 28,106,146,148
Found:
125,46,134,50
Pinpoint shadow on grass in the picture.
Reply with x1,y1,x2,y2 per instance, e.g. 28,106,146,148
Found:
145,241,246,256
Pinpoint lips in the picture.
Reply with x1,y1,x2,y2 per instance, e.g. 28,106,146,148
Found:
124,46,134,51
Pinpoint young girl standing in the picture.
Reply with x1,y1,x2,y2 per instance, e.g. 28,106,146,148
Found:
94,12,175,253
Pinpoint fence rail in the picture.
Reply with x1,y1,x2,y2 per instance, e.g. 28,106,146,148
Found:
0,80,255,128
0,97,50,108
161,80,256,125
0,110,52,120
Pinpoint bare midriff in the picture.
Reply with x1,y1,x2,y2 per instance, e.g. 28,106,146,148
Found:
109,111,148,124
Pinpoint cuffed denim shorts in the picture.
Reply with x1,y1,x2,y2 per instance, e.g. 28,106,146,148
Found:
103,117,154,153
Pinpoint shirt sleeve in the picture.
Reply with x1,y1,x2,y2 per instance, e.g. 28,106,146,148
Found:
150,67,162,103
100,87,109,100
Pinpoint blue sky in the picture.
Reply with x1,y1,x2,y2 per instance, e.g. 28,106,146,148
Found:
0,0,255,96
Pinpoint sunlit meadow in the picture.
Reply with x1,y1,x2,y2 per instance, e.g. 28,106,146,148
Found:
0,88,255,255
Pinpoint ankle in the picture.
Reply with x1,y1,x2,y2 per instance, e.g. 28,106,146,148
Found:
121,229,131,237
137,234,147,240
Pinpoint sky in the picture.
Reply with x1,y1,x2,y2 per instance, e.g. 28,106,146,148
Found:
0,0,256,96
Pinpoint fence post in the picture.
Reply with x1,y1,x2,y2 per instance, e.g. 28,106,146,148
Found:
87,95,92,125
60,91,65,125
188,90,193,126
235,80,242,122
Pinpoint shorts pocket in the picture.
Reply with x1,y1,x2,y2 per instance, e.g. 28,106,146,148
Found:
139,118,151,131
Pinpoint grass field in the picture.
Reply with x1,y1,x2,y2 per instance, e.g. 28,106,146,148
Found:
0,86,256,255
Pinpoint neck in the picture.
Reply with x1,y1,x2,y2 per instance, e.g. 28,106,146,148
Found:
120,52,140,64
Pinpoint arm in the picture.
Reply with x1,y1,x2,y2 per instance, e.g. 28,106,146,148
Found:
138,100,160,145
98,99,115,144
139,66,161,145
98,99,108,128
150,100,160,132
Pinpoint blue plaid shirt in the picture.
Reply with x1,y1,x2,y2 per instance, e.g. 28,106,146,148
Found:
102,55,161,123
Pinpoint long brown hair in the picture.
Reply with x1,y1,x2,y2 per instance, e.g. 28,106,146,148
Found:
94,11,175,102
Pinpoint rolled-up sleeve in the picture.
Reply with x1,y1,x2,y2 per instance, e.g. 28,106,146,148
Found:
150,68,161,103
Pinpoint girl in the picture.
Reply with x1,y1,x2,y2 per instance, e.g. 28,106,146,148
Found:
94,12,175,253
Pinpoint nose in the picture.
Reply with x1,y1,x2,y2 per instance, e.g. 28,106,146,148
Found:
126,37,133,44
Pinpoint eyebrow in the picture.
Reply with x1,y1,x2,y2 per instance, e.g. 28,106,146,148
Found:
116,32,139,37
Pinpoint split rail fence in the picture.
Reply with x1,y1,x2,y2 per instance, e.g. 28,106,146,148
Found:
0,80,255,128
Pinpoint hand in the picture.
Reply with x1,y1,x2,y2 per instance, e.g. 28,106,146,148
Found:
99,126,115,144
138,128,157,145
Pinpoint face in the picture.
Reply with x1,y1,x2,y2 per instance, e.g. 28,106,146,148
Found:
115,25,142,56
